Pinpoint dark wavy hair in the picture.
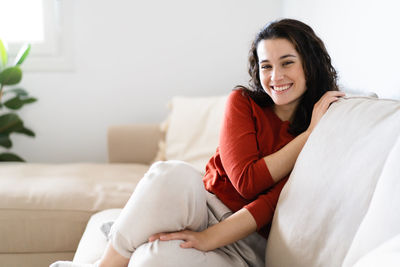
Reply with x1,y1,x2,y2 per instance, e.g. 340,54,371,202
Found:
237,18,338,136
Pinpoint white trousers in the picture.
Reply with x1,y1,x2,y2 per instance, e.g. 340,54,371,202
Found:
109,160,266,267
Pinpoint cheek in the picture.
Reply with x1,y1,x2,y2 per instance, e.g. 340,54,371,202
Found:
299,68,306,86
293,68,306,88
299,73,307,89
259,72,270,87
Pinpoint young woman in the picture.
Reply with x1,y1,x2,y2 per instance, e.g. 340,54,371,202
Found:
52,18,345,267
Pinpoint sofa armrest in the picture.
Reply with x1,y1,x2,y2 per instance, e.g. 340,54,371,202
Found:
107,124,163,164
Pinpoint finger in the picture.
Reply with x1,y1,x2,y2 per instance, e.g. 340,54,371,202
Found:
324,90,346,97
180,241,194,249
320,98,339,112
319,95,342,109
148,235,158,242
148,233,165,242
318,91,345,104
327,95,343,105
160,232,187,241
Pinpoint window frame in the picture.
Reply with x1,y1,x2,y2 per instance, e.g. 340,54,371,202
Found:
7,0,74,72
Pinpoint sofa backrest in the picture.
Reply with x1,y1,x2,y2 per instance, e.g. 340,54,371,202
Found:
265,97,400,267
108,124,163,164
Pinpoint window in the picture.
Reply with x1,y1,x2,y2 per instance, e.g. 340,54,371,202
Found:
0,0,73,71
0,0,45,43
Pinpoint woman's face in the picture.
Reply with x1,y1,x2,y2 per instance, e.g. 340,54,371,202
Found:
257,38,307,109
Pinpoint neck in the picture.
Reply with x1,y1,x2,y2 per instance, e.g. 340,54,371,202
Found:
273,102,298,122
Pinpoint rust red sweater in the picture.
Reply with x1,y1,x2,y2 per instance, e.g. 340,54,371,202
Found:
203,89,294,236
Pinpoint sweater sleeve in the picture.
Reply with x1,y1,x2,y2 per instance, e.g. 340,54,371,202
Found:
244,178,287,230
219,90,275,200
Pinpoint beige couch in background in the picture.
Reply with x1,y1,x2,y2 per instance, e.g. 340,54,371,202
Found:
0,96,226,267
0,126,160,267
1,95,400,267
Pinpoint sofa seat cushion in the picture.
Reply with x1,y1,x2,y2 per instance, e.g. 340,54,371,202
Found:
0,252,74,267
0,163,149,253
73,209,122,264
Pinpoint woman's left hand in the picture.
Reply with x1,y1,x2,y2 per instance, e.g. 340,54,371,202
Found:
148,208,257,253
148,230,211,252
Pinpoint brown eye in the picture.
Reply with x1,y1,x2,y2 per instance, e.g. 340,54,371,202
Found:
261,64,272,70
283,61,294,66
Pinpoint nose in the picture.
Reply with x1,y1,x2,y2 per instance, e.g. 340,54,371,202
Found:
271,67,284,82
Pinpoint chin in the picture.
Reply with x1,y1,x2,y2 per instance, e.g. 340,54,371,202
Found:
273,97,301,108
272,98,290,106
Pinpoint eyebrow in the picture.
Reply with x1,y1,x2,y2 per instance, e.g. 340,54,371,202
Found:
259,54,297,64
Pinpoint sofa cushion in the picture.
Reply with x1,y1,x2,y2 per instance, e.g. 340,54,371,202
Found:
155,95,227,173
73,209,122,264
0,163,148,253
342,134,400,266
352,234,400,267
0,252,74,267
265,97,400,267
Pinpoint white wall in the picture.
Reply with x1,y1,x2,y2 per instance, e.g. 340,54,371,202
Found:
10,0,400,163
282,0,400,100
11,0,281,163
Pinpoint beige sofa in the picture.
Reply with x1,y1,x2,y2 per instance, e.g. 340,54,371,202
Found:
0,124,162,267
0,96,225,267
1,95,400,267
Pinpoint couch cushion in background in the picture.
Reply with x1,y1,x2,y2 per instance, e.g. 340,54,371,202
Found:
155,96,227,173
0,163,148,254
73,209,122,264
265,97,400,267
352,234,400,267
342,135,400,266
0,252,74,267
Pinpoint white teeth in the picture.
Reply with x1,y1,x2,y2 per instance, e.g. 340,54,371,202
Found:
273,84,291,91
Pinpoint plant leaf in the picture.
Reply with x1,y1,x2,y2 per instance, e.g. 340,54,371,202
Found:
0,133,12,148
0,40,8,69
0,67,22,85
14,44,31,66
4,88,28,97
0,113,23,134
4,96,37,110
23,97,37,104
16,126,35,137
0,152,25,162
4,96,24,110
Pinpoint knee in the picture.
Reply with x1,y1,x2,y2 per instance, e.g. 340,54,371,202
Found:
128,160,207,225
144,160,204,193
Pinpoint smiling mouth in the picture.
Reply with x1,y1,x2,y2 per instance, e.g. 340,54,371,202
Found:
271,83,293,92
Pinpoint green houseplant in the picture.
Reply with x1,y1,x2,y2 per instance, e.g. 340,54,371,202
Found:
0,40,37,162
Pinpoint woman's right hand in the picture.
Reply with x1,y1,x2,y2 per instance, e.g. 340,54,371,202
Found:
306,91,345,134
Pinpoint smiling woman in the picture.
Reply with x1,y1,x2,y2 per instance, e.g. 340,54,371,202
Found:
50,18,346,267
240,19,340,136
